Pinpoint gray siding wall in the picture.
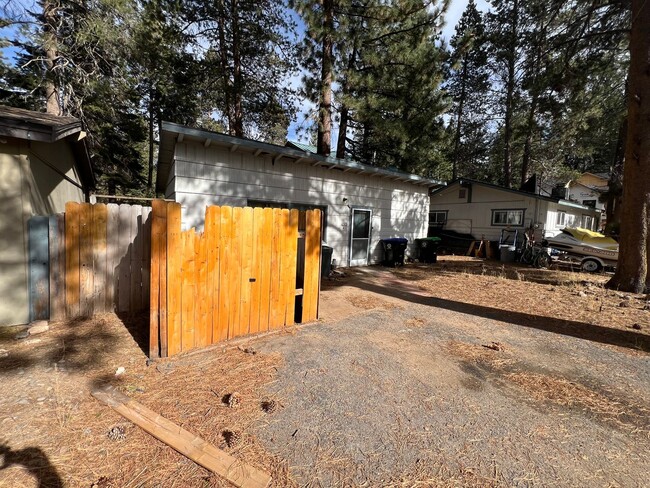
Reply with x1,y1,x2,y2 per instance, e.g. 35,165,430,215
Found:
166,142,430,266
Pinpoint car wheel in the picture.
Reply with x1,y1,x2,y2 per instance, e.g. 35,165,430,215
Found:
581,258,602,273
536,252,551,268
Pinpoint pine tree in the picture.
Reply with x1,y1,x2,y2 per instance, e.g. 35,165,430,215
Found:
447,0,490,180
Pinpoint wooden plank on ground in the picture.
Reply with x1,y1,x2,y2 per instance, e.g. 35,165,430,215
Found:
91,386,271,488
79,203,94,317
284,209,299,327
105,204,119,312
117,204,132,313
166,202,182,356
92,204,108,314
249,208,263,335
65,202,81,317
302,210,321,323
239,207,253,337
141,207,152,310
181,229,196,351
49,214,65,321
269,208,282,329
206,206,221,344
130,205,144,312
229,207,243,339
258,208,272,332
196,231,209,348
218,207,233,342
28,216,49,321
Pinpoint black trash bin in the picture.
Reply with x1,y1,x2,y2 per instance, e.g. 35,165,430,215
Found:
380,238,408,267
415,236,441,263
321,244,333,278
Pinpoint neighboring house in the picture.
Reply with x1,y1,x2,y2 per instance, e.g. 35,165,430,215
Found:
156,122,444,267
566,172,609,213
0,105,94,326
429,178,601,243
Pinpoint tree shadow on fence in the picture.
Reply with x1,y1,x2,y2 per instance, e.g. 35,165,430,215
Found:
350,272,650,352
0,443,64,487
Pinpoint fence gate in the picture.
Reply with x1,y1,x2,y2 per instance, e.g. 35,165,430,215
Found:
149,201,322,358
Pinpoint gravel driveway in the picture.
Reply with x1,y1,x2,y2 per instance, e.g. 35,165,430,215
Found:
253,268,650,487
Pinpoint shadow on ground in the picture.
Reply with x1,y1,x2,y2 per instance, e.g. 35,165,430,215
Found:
349,272,650,352
0,443,63,487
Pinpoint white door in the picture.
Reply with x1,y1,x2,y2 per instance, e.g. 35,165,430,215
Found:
350,208,372,266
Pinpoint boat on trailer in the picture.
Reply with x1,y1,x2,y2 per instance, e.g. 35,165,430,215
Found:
545,227,618,272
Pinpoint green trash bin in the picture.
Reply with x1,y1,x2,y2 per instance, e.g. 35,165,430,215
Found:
415,236,441,263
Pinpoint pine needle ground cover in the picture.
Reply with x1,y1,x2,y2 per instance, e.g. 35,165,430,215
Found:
0,256,648,486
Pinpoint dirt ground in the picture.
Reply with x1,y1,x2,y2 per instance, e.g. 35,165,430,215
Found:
1,256,649,487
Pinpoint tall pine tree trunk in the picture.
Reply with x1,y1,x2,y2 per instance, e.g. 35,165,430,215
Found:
317,0,333,156
147,94,154,190
231,0,243,137
521,94,537,188
336,39,357,160
217,0,232,134
607,0,650,293
43,0,61,115
452,55,468,180
502,0,518,188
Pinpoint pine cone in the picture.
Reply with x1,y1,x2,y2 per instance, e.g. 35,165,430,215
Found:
107,426,126,441
226,392,241,408
91,476,114,488
261,399,277,414
223,429,242,448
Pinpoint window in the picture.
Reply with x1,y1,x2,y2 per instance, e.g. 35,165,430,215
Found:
429,210,447,225
583,199,597,208
556,211,566,226
583,215,593,230
566,214,577,227
491,209,525,226
459,189,466,199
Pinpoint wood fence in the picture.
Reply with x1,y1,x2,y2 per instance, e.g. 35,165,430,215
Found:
54,202,152,318
149,201,322,358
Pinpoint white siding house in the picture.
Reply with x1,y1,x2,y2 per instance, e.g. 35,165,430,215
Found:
429,179,601,243
156,122,443,267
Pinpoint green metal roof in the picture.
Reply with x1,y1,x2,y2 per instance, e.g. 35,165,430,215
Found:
285,141,317,154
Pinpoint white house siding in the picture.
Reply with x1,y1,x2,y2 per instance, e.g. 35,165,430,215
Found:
429,184,549,241
0,139,84,326
165,142,430,266
545,202,599,236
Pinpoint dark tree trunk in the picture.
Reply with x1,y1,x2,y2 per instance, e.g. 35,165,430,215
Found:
502,0,518,188
607,0,650,293
231,0,243,137
521,94,537,188
43,0,61,115
336,39,357,160
317,0,334,156
147,95,154,190
452,55,468,180
217,0,232,134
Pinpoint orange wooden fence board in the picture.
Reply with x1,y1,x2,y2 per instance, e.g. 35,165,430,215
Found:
258,208,273,332
196,232,209,348
166,202,182,356
181,229,196,351
79,203,94,317
302,210,321,323
65,202,80,317
277,209,291,329
249,208,263,334
218,207,233,342
239,207,253,337
206,206,221,344
285,209,299,326
230,207,243,339
269,209,282,330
